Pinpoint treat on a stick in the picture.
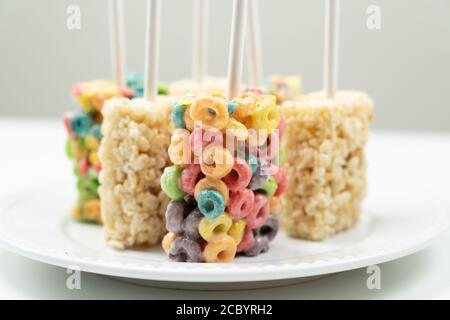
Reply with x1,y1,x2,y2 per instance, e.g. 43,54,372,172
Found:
99,0,174,249
280,0,373,240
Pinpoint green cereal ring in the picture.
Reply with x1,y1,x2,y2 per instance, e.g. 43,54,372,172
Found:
258,176,278,197
161,165,187,201
65,138,73,159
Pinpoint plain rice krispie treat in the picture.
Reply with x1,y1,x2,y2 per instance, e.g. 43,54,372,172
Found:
168,76,229,96
280,91,373,240
99,96,175,249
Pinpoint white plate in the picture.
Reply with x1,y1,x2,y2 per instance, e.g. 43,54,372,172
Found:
0,171,448,290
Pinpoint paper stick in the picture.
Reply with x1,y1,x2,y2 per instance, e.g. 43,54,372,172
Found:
108,0,126,87
227,0,248,99
144,0,161,101
323,0,339,99
246,0,263,88
193,0,208,84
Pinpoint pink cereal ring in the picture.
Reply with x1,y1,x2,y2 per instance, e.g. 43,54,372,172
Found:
227,189,254,220
79,158,89,176
223,157,252,192
180,164,204,195
274,166,288,196
237,227,254,252
63,113,73,136
258,131,280,160
246,194,269,229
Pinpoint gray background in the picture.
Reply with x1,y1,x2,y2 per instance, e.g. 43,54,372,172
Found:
0,0,449,131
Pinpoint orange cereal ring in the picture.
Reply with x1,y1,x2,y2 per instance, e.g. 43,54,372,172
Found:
203,233,237,263
189,96,229,130
200,145,234,179
83,199,101,221
194,177,229,204
168,128,191,165
162,232,177,253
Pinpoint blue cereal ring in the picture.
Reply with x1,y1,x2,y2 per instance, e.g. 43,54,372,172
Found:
88,123,102,139
172,104,186,129
198,189,225,220
70,112,92,137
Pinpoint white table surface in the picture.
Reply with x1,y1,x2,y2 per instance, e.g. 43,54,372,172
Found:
0,117,449,300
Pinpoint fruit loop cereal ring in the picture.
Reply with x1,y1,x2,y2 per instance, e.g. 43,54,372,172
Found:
189,95,229,130
89,123,102,139
258,130,280,160
65,139,73,159
88,151,100,166
161,165,187,201
270,196,280,213
180,164,204,195
78,158,89,176
200,145,233,179
169,235,204,262
245,194,270,229
83,199,101,221
165,200,187,233
190,127,223,159
227,189,254,220
168,128,191,165
199,213,233,241
197,189,226,220
63,114,73,136
194,177,229,204
232,96,254,122
182,208,203,240
85,135,100,151
257,176,278,197
228,219,246,244
70,112,93,137
162,232,177,253
237,227,254,252
223,158,252,192
203,233,237,263
251,96,280,132
273,166,288,196
225,118,248,141
172,103,187,129
255,215,279,242
244,236,269,257
183,107,195,131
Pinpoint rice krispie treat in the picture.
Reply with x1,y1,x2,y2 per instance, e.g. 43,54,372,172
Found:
168,76,229,96
98,97,175,249
63,75,167,224
280,91,373,240
161,90,286,262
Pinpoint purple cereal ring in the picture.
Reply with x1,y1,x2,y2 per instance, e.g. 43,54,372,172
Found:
254,215,279,242
244,236,270,257
169,235,204,263
182,208,203,240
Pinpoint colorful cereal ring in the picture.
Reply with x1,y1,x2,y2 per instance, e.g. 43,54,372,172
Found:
203,233,237,263
197,189,225,220
223,157,252,192
194,177,229,204
189,96,229,130
227,189,254,220
190,127,223,159
257,176,278,197
172,103,187,129
161,165,187,201
245,194,269,229
273,166,288,196
199,213,233,241
237,227,254,252
228,219,246,245
169,235,204,262
70,112,93,137
180,164,204,195
200,145,233,179
162,232,177,253
243,235,269,257
251,96,280,132
168,128,191,165
225,118,248,141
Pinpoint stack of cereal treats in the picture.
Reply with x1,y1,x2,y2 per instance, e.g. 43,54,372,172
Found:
160,90,287,262
64,75,167,223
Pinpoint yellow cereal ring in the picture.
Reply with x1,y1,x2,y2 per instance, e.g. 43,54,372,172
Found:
232,97,255,122
168,128,191,165
199,213,233,241
228,219,246,245
194,177,229,204
251,96,280,132
85,135,100,151
190,96,229,130
88,151,100,166
270,196,280,213
203,233,237,263
162,232,177,253
225,118,248,140
183,106,195,131
71,205,81,220
200,145,233,179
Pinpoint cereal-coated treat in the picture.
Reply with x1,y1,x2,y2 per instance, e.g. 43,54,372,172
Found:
261,75,302,104
281,91,373,240
98,96,175,249
168,77,230,96
161,91,285,262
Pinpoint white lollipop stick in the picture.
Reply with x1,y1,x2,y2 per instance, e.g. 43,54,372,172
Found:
108,0,126,87
246,0,263,88
323,0,339,99
144,0,161,101
193,0,208,84
227,0,248,99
